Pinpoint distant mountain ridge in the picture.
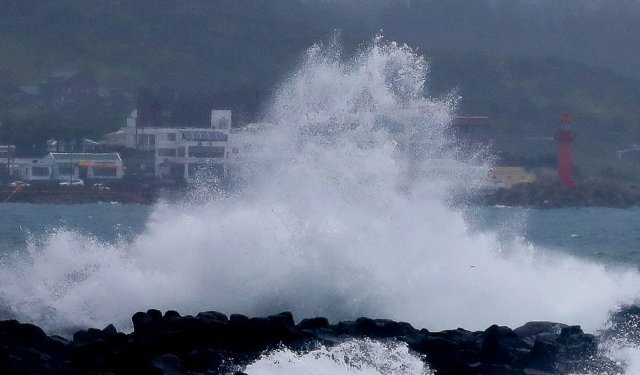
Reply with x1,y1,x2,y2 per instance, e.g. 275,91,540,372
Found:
2,0,640,180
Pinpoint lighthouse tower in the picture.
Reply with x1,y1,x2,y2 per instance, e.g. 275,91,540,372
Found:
555,114,576,188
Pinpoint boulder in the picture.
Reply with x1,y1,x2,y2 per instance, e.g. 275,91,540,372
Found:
480,325,531,367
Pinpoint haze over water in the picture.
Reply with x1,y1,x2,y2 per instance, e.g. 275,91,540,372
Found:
2,38,640,373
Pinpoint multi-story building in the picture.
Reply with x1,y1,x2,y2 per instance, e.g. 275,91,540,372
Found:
155,127,229,181
103,109,233,182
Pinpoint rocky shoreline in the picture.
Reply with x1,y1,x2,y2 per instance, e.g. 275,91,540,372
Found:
478,179,640,208
3,306,638,374
4,178,640,209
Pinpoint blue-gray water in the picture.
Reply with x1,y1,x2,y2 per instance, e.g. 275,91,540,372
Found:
0,203,152,256
467,206,640,267
3,203,639,267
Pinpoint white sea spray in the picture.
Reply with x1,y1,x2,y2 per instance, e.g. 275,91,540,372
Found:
244,338,433,375
0,39,638,374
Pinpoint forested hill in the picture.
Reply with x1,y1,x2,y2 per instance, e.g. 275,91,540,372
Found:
2,0,640,178
4,0,640,91
0,0,334,93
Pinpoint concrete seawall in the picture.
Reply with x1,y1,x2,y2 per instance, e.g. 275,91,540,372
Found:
0,187,155,204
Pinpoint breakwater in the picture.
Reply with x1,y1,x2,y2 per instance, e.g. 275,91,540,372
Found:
479,179,640,208
0,186,155,204
2,307,635,374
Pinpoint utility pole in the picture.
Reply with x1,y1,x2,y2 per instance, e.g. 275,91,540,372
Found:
69,139,74,185
1,121,14,181
3,124,9,180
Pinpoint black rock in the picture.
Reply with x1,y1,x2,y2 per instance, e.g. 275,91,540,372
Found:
73,327,106,345
229,313,249,323
0,311,618,375
132,311,153,334
147,309,163,322
412,335,463,373
526,334,559,372
355,317,416,338
162,310,182,322
514,321,565,341
151,353,182,375
184,348,225,372
102,323,118,337
334,320,357,335
297,317,330,330
0,320,48,346
432,328,480,352
560,325,583,337
480,325,531,367
269,311,295,326
196,310,228,323
465,362,526,374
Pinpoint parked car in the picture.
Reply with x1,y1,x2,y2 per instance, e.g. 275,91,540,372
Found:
59,179,85,186
92,183,110,191
8,180,30,187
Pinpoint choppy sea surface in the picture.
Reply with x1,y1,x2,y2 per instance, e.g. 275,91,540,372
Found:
468,206,640,267
0,203,151,257
2,203,640,374
3,203,639,268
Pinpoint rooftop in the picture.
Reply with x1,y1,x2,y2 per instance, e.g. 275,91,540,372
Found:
181,130,228,142
48,153,121,161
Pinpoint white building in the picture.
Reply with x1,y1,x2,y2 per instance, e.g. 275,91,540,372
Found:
6,158,54,181
103,109,232,152
3,153,124,182
103,109,233,182
47,138,104,153
155,128,228,181
43,153,124,181
210,110,231,132
0,152,124,182
226,122,267,162
103,110,159,150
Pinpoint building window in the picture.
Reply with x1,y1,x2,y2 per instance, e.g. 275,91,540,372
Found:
232,148,239,154
177,147,185,157
218,117,229,129
149,134,156,146
167,133,176,141
32,166,50,177
58,163,73,176
93,166,118,177
158,148,176,157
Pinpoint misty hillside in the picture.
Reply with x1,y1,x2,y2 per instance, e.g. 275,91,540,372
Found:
2,0,640,179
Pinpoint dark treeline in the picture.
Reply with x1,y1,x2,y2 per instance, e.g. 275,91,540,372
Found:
375,0,640,80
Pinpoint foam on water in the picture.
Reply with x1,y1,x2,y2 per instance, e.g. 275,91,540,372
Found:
243,338,432,374
1,37,640,358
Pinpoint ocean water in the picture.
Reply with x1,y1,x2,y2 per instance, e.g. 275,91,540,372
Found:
2,37,640,373
3,204,640,275
466,206,640,267
0,203,151,256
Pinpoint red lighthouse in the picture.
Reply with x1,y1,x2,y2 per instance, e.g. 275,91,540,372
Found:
555,114,576,188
